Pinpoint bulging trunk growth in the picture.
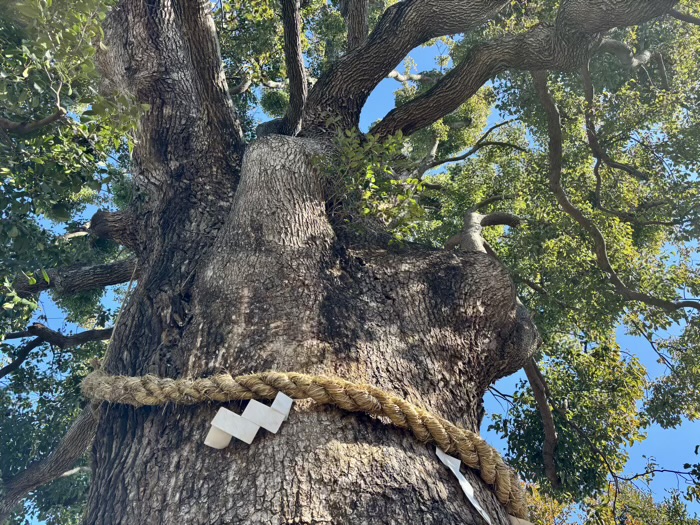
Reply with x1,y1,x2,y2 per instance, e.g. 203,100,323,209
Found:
87,134,537,524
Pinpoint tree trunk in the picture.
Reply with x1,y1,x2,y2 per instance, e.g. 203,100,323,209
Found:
86,2,538,523
87,135,537,524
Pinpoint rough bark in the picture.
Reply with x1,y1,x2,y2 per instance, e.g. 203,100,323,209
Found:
372,0,679,137
303,0,510,131
14,258,137,297
75,1,541,523
87,210,140,251
279,0,307,136
86,132,538,524
68,0,692,522
340,0,369,51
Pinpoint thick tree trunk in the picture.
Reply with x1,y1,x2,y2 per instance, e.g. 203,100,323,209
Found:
86,1,538,523
87,135,537,524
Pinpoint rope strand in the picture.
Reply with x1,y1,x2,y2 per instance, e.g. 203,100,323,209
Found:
82,369,527,518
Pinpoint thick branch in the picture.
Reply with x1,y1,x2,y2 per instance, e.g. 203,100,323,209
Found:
279,0,307,136
447,210,522,251
523,359,561,489
87,210,139,250
0,407,97,523
480,212,522,228
532,70,700,313
229,76,253,95
372,0,678,137
0,108,66,135
669,8,700,26
99,0,244,199
304,0,510,131
340,0,369,51
15,258,138,297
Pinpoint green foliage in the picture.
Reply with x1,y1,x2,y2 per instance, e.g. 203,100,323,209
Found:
645,323,700,429
326,127,427,242
0,0,137,520
491,341,647,498
260,89,290,118
528,482,700,525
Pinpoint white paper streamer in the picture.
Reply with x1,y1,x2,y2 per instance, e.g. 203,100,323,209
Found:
204,392,294,448
436,447,493,525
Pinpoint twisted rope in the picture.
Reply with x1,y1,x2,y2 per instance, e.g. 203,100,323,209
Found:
82,370,527,519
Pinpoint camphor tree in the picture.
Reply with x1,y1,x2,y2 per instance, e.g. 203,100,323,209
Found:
2,0,700,523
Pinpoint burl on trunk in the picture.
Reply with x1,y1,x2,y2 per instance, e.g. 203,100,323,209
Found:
85,0,539,523
87,135,537,524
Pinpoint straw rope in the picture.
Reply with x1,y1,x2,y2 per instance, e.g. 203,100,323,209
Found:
82,369,527,519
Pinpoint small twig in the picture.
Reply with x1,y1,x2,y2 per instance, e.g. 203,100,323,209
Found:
425,119,524,172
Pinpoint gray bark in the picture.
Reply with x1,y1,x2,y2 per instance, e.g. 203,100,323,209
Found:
87,135,537,524
3,0,688,522
82,0,542,523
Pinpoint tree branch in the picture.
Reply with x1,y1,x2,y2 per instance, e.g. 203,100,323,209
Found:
480,211,522,228
432,141,526,170
421,120,524,174
59,466,91,478
304,0,510,131
581,64,651,182
523,359,561,489
446,210,522,251
279,0,308,136
669,8,700,26
98,0,244,199
1,324,112,380
472,193,515,211
0,107,66,135
0,407,97,523
229,76,253,95
4,323,113,348
86,210,140,250
371,0,678,137
387,70,431,84
0,338,42,380
340,0,369,51
532,70,700,313
597,39,669,89
14,258,138,297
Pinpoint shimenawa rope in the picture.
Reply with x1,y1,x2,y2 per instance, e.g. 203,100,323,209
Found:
82,369,528,519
